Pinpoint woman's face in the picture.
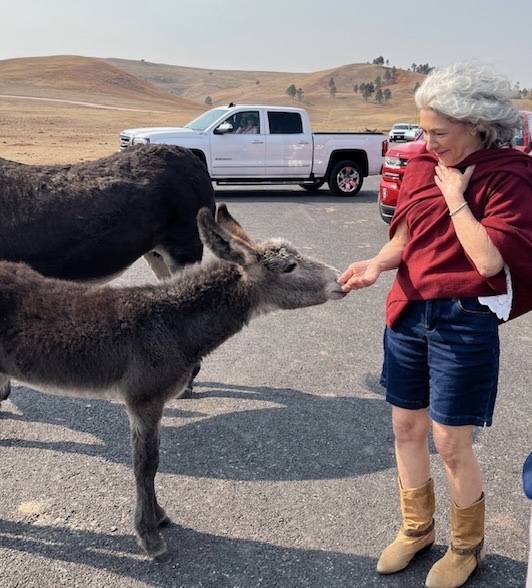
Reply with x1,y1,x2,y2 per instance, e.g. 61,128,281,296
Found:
419,109,483,166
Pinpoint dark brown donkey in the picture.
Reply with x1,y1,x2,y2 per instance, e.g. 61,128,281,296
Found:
0,143,215,402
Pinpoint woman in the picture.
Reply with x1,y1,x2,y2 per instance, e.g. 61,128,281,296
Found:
235,114,258,134
339,62,532,588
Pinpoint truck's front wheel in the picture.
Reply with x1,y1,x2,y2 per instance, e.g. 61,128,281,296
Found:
329,161,363,196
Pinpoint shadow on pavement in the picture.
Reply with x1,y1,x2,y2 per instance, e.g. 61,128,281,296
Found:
1,381,396,482
0,518,525,587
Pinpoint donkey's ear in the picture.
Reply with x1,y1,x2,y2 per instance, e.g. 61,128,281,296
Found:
215,203,253,244
197,206,258,266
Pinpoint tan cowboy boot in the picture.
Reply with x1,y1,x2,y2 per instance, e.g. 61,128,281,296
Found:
425,493,485,588
377,478,436,574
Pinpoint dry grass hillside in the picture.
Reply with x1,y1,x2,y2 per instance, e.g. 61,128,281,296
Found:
0,56,202,163
1,55,531,165
104,58,429,131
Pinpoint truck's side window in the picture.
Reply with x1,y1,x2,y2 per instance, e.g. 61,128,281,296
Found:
268,112,303,134
235,111,260,134
221,112,260,134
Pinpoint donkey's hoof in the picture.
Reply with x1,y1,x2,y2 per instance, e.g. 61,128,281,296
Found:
157,513,173,528
137,531,167,561
176,385,193,399
0,380,12,402
157,515,173,528
154,550,174,565
175,364,201,399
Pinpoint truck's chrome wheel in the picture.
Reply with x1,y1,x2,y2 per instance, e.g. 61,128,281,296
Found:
329,160,363,196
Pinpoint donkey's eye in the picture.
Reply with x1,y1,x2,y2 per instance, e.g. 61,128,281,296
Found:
283,262,297,273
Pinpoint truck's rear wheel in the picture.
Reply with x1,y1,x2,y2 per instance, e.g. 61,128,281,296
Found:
328,161,363,196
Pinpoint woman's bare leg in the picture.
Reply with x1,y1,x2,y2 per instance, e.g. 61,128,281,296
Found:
432,422,482,507
392,406,432,488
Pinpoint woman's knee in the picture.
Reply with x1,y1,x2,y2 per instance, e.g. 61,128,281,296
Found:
392,407,430,444
432,423,475,466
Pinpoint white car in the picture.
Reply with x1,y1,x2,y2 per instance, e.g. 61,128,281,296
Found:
403,125,422,141
388,123,411,142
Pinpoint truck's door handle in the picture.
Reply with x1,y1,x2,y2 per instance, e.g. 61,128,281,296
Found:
251,140,264,144
298,141,310,145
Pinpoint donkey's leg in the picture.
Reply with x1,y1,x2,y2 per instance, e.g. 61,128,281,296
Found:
0,375,11,405
176,363,201,399
143,251,172,280
126,398,169,561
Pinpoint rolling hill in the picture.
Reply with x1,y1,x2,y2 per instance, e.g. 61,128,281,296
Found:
103,57,428,131
1,55,531,165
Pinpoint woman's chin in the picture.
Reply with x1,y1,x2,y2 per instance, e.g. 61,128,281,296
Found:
435,154,454,166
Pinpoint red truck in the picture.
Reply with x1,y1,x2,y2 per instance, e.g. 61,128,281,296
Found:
378,110,532,223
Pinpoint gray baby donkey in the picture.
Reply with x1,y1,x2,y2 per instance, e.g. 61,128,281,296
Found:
0,203,346,562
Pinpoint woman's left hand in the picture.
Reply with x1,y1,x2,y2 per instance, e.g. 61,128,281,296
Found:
434,163,475,210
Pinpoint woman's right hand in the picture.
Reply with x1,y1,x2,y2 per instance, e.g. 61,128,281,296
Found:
338,259,381,292
339,218,410,292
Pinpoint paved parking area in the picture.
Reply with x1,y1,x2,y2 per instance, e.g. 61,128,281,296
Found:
1,180,530,587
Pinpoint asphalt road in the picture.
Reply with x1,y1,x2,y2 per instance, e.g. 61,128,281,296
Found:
1,177,531,587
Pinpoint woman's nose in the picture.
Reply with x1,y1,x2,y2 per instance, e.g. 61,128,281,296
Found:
425,134,438,151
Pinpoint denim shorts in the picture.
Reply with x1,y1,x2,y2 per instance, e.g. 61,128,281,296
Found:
380,298,500,427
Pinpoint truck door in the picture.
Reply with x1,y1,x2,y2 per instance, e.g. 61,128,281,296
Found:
264,111,313,177
210,110,266,177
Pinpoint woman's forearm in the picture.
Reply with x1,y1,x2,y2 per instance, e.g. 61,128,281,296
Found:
435,163,504,277
449,207,504,277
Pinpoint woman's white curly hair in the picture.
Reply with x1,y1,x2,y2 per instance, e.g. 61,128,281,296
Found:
415,61,522,148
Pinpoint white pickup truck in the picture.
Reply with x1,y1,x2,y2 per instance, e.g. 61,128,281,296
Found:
119,104,388,196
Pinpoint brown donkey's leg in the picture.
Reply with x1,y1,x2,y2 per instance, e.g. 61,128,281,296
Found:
126,398,169,562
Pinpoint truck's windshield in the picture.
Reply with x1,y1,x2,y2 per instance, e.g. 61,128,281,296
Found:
185,109,228,131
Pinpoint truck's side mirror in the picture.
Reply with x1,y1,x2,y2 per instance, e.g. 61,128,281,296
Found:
214,123,233,135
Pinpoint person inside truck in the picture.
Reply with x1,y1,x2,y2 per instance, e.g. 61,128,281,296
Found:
236,114,259,134
338,62,532,588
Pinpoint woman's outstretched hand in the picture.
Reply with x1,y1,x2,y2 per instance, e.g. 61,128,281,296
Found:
338,259,381,292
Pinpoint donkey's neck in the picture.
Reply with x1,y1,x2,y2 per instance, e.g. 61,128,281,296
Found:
164,260,257,359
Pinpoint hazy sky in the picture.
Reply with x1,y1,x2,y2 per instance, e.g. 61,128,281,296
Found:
2,0,531,88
